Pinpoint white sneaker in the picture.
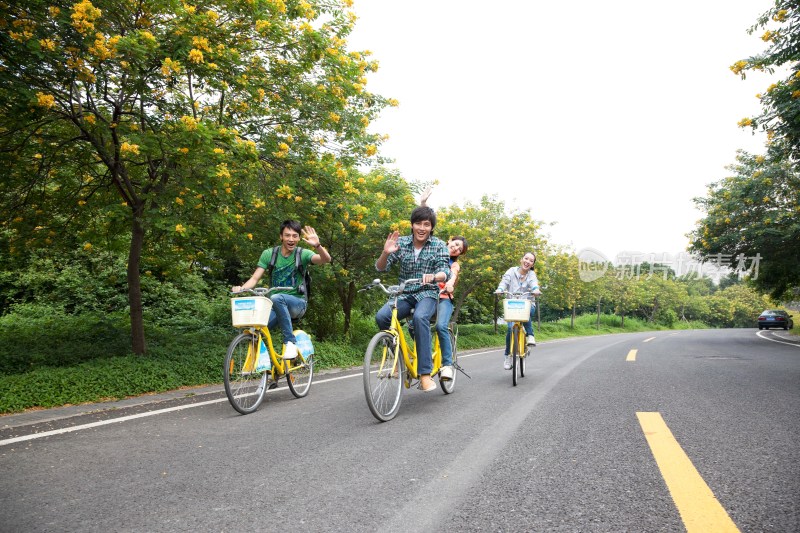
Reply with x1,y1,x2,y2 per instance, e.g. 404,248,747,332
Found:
440,365,454,380
503,355,512,370
283,341,298,360
526,335,536,346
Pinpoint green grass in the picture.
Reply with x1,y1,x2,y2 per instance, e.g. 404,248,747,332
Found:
0,312,708,414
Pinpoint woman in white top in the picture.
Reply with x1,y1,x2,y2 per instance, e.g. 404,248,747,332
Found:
495,252,542,370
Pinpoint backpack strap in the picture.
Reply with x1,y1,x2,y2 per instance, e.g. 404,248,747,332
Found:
267,245,280,285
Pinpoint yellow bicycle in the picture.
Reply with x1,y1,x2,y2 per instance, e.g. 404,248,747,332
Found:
225,287,314,414
360,278,461,422
499,290,535,387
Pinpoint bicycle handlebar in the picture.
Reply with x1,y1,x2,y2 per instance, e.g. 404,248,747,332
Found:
358,278,440,297
230,286,294,297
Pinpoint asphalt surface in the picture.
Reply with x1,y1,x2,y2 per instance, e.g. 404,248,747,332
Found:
1,328,798,532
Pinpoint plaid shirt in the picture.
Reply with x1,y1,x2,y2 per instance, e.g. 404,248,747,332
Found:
377,235,451,302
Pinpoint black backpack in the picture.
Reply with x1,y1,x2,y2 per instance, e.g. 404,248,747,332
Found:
267,246,311,299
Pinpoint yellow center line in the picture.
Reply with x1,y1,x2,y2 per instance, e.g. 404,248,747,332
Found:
626,349,637,361
643,336,656,343
637,412,740,533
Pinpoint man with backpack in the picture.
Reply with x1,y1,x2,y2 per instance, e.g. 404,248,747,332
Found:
232,220,330,359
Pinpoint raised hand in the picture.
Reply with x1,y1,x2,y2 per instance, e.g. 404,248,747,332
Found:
383,231,400,255
302,225,320,247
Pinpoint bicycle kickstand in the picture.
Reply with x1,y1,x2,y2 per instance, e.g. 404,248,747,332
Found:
454,361,471,379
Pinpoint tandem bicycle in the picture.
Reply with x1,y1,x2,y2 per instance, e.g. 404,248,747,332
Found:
224,287,315,414
360,278,466,422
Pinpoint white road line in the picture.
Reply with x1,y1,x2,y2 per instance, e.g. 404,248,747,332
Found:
756,330,800,348
1,348,506,447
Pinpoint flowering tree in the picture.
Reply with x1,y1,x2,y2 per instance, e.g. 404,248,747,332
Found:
0,0,391,353
694,2,800,299
437,196,548,325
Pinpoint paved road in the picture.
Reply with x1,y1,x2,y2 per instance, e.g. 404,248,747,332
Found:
1,329,798,532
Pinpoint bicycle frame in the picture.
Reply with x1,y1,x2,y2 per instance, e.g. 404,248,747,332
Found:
385,303,442,384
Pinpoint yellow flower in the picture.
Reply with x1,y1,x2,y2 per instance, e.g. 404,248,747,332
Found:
294,196,302,202
774,9,788,22
34,153,42,159
84,114,96,125
213,148,225,154
387,98,399,107
120,142,140,155
247,233,253,240
71,0,102,35
180,115,198,130
192,36,211,52
737,117,753,127
179,147,189,154
762,31,773,42
175,197,184,205
175,224,187,234
36,92,56,109
729,60,747,75
39,38,56,51
161,57,182,77
77,200,87,206
329,112,340,123
365,144,377,156
216,163,231,179
792,90,800,99
188,49,204,64
83,242,92,251
360,116,369,127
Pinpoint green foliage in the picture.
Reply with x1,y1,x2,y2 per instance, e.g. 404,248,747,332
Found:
691,3,800,299
690,149,800,299
0,0,393,353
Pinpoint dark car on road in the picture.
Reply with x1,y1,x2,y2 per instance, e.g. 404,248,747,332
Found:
757,309,794,330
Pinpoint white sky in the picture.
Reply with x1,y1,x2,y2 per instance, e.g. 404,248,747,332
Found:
348,0,780,262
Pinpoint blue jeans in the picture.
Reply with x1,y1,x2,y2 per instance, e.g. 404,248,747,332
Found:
376,296,437,375
268,293,307,345
437,298,454,367
505,305,535,355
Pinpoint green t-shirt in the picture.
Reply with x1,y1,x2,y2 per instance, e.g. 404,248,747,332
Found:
257,247,314,298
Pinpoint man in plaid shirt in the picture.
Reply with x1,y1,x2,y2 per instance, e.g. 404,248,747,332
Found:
375,206,451,392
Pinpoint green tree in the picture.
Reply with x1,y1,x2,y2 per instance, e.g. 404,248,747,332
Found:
436,196,547,326
689,149,799,299
0,0,390,352
694,2,800,299
732,1,800,158
543,252,581,327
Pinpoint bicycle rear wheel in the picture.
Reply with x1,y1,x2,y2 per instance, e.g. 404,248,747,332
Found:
441,328,457,394
286,353,314,398
224,332,269,414
363,332,404,422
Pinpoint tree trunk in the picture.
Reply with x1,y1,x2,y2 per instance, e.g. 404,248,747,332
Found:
596,298,601,329
571,303,576,328
340,280,356,335
128,207,146,355
621,312,625,327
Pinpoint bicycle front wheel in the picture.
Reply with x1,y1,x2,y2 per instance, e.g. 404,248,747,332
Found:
511,325,519,387
363,332,404,422
224,332,269,414
441,328,457,395
286,353,314,398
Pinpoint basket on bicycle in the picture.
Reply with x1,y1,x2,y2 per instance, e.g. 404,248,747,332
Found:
231,296,272,327
503,299,531,322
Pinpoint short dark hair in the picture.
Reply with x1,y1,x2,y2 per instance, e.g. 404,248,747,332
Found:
280,219,302,235
410,206,436,230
